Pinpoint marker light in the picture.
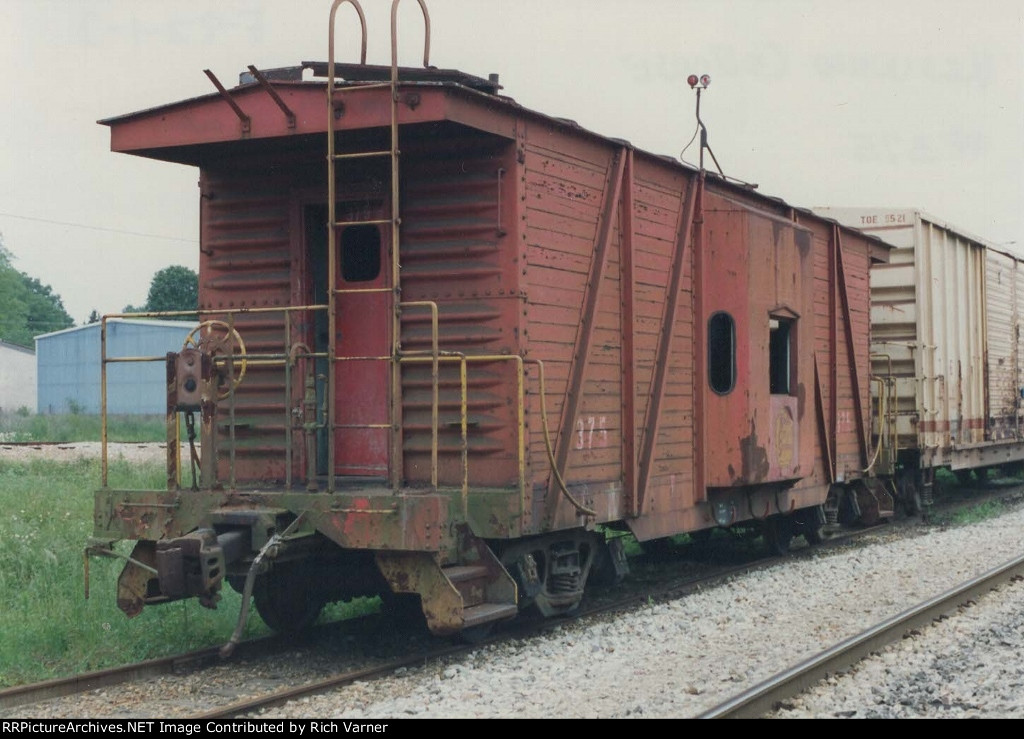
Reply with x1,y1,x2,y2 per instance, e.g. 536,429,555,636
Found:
700,74,711,87
687,74,699,88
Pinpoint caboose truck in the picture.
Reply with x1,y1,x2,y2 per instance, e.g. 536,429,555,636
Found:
87,0,892,645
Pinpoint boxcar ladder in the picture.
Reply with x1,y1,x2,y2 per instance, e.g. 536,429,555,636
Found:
325,0,432,491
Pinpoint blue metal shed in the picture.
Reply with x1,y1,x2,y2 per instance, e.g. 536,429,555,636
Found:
36,319,195,414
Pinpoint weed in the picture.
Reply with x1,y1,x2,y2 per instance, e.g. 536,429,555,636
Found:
0,412,171,444
0,457,356,687
947,500,1004,526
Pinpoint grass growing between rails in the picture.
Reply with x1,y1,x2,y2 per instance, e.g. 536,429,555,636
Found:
0,457,269,688
0,411,168,444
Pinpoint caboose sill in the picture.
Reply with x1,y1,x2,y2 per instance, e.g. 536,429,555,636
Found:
95,486,455,553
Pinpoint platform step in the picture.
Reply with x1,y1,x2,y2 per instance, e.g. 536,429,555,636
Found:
442,565,489,607
463,602,518,629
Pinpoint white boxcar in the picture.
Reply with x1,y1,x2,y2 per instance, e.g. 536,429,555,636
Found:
815,208,1024,492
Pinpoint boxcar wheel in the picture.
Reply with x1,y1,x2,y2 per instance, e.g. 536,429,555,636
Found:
801,521,828,546
252,574,325,634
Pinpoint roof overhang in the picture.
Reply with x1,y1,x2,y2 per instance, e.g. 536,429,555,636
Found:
100,80,517,165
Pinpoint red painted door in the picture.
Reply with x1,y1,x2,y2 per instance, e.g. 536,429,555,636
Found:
333,210,391,478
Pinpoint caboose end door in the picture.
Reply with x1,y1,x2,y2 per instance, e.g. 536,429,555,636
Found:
305,202,392,481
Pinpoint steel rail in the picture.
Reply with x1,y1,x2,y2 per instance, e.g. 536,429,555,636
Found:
0,521,888,717
194,528,893,719
0,640,260,711
697,552,1024,718
2,487,1006,718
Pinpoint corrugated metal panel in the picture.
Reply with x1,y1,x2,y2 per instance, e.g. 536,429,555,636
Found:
918,217,987,449
200,170,294,479
399,144,519,488
986,251,1021,440
36,321,193,414
1018,265,1024,435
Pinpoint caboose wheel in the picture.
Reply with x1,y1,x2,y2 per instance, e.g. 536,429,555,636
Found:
252,572,325,634
794,505,829,545
183,320,248,400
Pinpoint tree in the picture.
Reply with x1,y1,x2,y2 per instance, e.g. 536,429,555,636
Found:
124,265,198,317
0,236,73,347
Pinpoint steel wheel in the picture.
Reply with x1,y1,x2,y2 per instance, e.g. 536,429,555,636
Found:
252,573,325,634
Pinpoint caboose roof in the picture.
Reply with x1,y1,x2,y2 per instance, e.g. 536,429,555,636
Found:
100,62,892,262
98,64,516,165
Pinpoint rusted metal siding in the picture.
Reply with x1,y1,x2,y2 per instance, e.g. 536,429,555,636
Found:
516,122,881,536
631,163,696,521
199,168,295,482
517,125,701,531
834,229,873,481
802,221,873,487
104,73,888,546
399,142,521,488
520,131,621,498
701,200,816,487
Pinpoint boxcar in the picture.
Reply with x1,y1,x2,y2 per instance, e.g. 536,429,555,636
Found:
89,1,891,641
818,207,1024,506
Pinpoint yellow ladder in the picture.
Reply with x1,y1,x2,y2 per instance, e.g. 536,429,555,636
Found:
325,0,432,491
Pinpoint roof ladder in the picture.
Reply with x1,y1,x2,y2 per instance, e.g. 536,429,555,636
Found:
325,0,432,492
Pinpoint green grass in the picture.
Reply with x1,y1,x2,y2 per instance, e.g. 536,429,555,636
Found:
938,499,1005,528
0,457,273,687
0,411,169,444
0,456,385,688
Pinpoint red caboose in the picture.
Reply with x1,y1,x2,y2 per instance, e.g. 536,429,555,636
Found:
90,1,890,640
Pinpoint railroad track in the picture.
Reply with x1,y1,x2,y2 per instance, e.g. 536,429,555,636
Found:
195,528,890,719
2,481,1017,718
0,638,269,713
697,553,1024,718
1,534,828,718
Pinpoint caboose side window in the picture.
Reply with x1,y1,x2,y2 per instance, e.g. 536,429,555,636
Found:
708,311,735,395
341,224,382,282
769,317,794,395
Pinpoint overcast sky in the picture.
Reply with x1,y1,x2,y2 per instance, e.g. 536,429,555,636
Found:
2,0,1022,326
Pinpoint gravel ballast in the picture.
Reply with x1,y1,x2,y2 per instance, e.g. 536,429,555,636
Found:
5,444,1023,719
258,504,1024,719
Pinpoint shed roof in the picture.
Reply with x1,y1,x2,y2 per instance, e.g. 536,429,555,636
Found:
0,339,35,356
34,318,198,342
